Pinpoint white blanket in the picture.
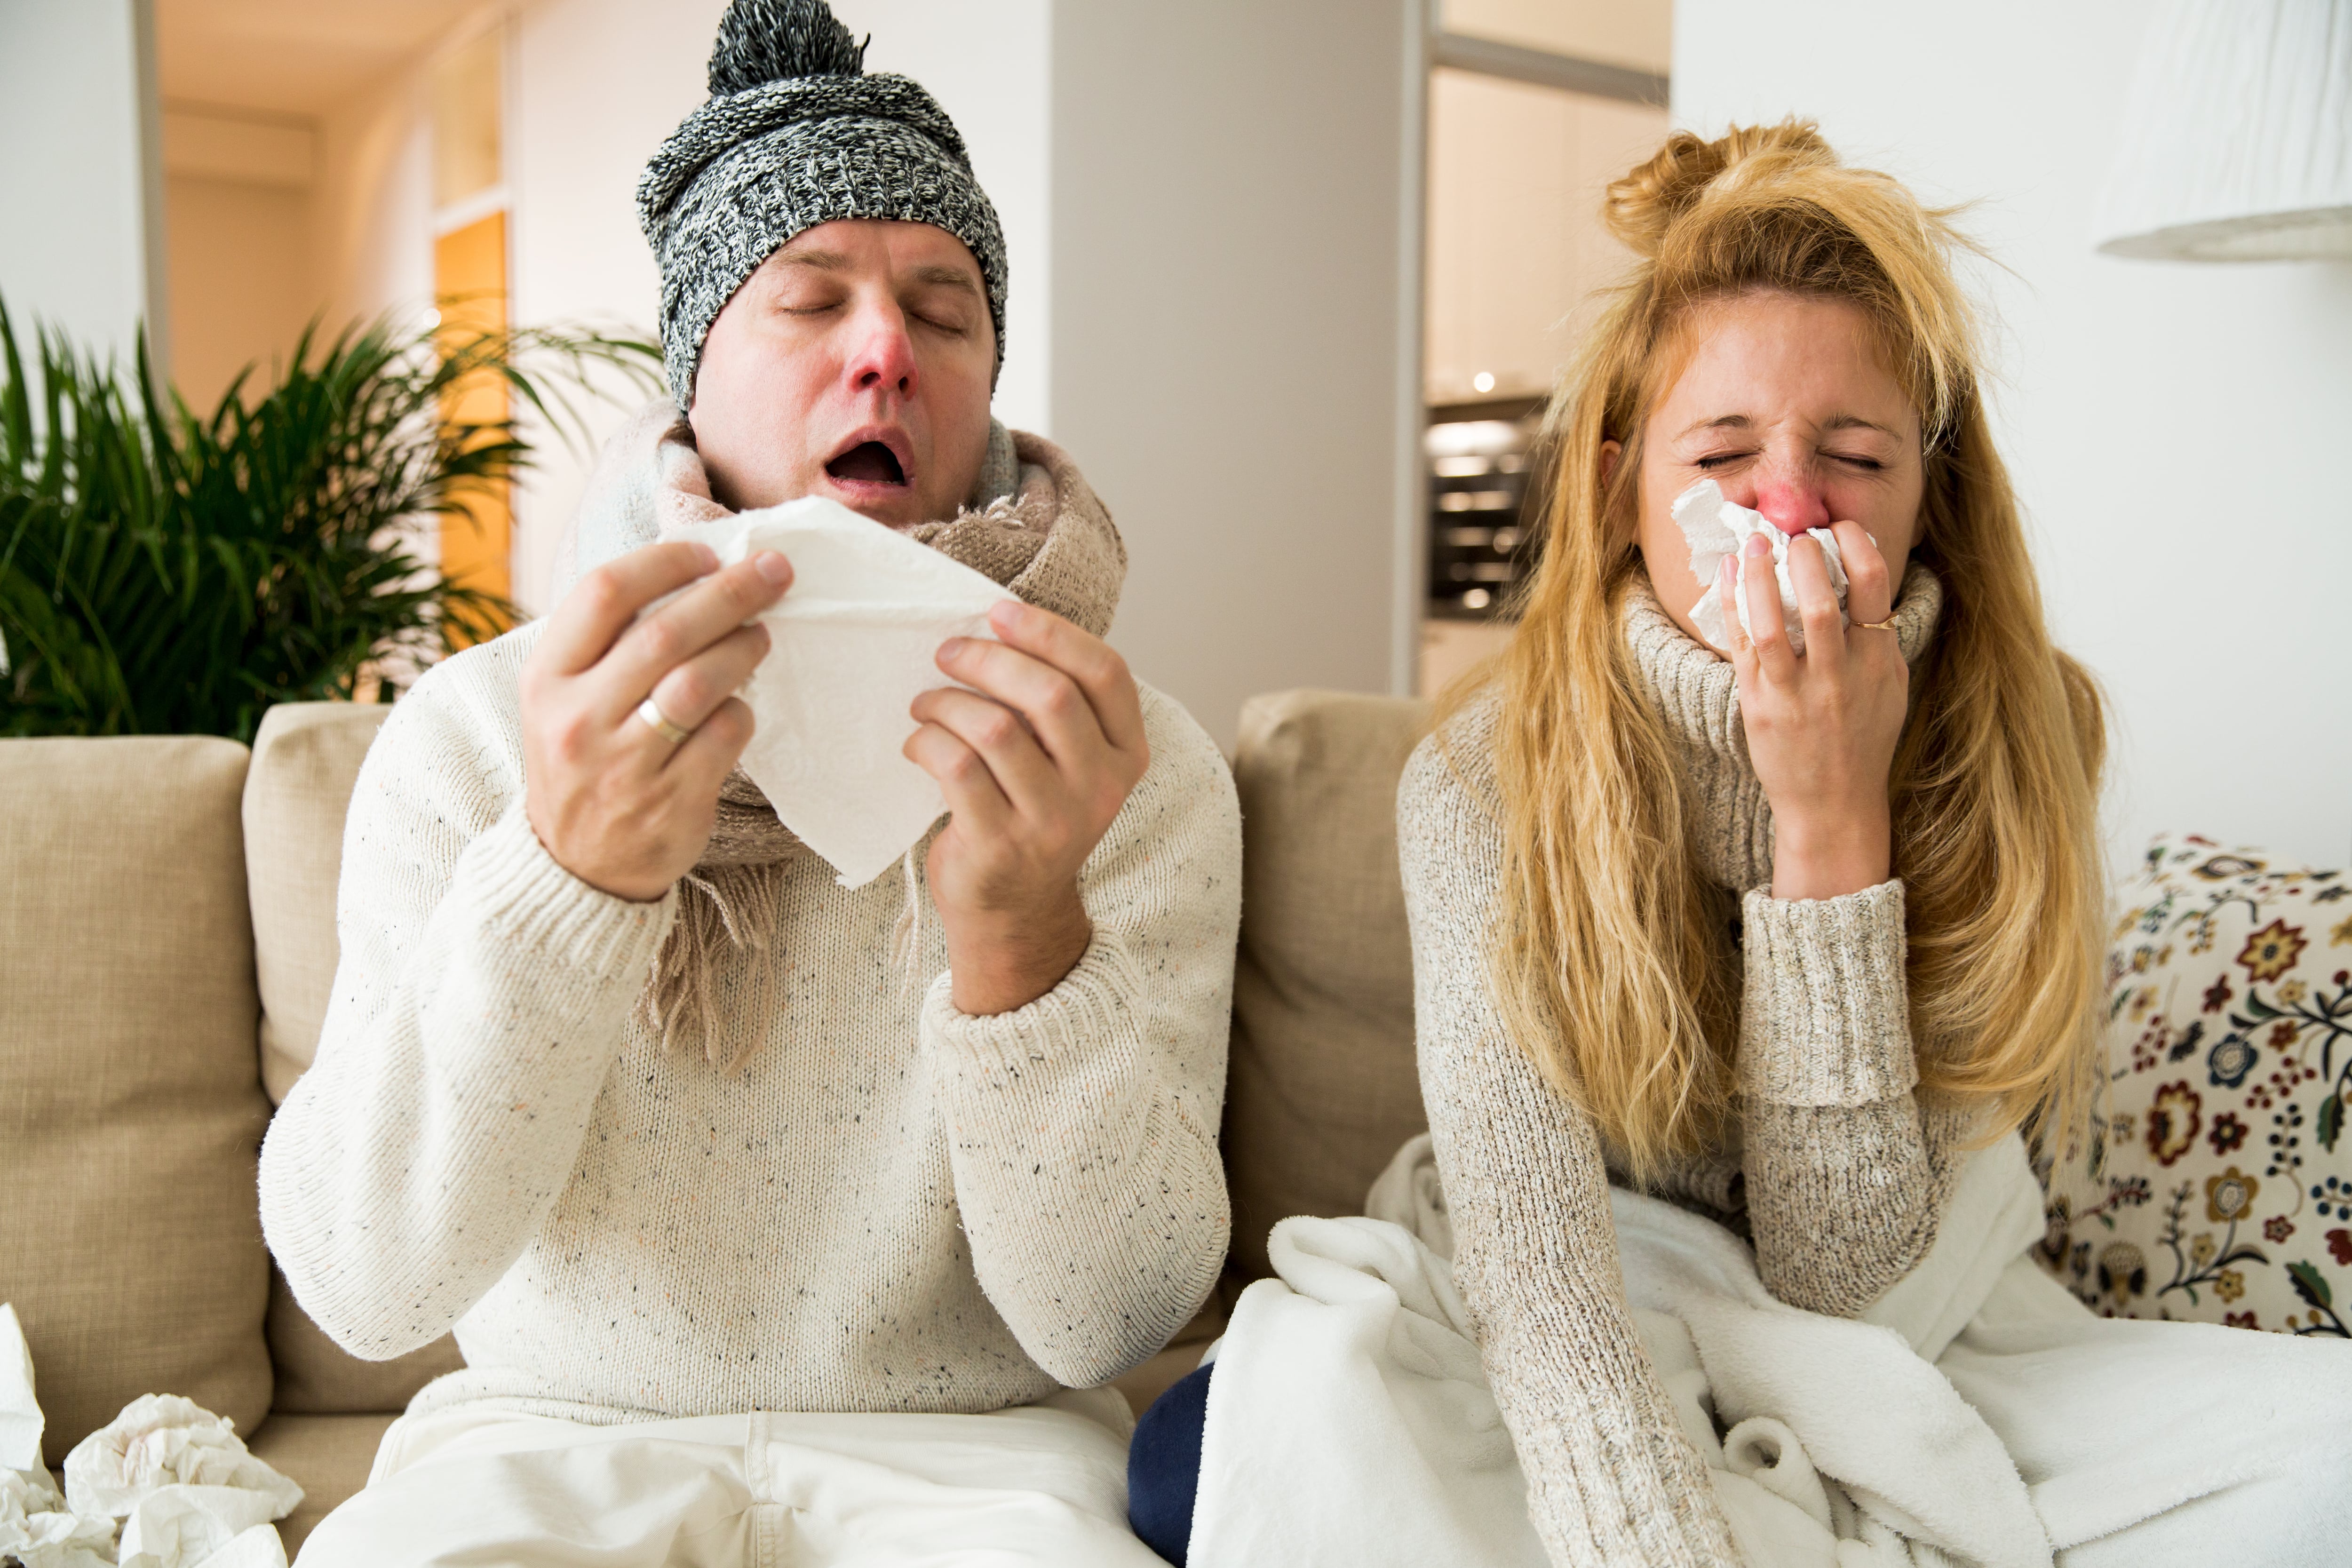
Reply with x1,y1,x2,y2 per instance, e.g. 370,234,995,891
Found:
1190,1135,2346,1568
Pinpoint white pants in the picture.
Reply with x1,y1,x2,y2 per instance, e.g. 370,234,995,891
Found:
295,1388,1164,1568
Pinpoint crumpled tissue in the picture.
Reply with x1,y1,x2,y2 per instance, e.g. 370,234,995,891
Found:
113,1486,289,1568
0,1304,115,1568
0,1467,116,1568
667,495,1017,889
1671,478,1847,656
0,1304,44,1476
64,1393,302,1520
0,1303,302,1568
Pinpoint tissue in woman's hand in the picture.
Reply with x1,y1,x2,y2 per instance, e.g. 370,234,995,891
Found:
668,496,1018,889
1671,479,1847,655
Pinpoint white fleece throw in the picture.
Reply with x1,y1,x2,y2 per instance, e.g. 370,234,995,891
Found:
1189,1136,2352,1568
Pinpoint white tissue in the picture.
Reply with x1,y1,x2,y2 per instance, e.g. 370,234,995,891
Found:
118,1488,288,1568
0,1305,113,1568
0,1310,300,1568
0,1304,43,1473
1670,478,1847,656
0,1468,116,1568
64,1395,302,1524
670,495,1018,889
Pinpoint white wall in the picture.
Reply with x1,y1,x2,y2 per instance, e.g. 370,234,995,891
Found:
165,173,312,409
0,0,167,367
1051,0,1422,745
310,66,432,347
160,107,321,410
507,0,721,611
1674,0,2352,873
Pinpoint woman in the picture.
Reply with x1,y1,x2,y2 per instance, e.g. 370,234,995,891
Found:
1392,122,2347,1566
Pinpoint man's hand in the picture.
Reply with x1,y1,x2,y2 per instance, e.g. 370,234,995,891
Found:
905,600,1150,1015
521,541,793,901
1716,522,1908,902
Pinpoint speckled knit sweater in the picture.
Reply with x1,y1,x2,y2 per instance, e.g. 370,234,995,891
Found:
257,536,1240,1425
1398,566,1968,1568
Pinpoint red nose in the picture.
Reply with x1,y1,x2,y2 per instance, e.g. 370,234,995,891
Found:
1751,478,1829,536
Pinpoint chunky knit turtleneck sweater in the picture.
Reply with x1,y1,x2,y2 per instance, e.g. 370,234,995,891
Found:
1398,566,1967,1568
259,616,1240,1422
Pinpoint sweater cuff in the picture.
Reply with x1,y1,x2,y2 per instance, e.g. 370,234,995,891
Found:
921,927,1145,1087
1737,879,1916,1107
455,804,679,982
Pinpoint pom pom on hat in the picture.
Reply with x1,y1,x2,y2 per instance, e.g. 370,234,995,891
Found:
708,0,866,96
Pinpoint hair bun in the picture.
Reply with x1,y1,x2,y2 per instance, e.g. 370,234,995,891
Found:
1604,120,1835,257
708,0,866,96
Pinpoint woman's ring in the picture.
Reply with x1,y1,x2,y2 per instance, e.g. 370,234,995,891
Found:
635,696,693,746
1852,616,1899,632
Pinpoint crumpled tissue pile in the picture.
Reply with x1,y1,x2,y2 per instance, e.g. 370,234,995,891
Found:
0,1305,302,1568
1672,478,1848,656
665,494,1018,889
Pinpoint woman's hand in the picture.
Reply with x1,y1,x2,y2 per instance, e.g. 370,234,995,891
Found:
521,541,792,901
1716,523,1907,901
905,599,1151,1016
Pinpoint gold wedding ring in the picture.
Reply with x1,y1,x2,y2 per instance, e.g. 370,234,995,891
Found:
635,696,693,746
1852,616,1899,632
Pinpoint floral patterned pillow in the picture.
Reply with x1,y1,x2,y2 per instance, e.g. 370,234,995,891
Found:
2037,833,2352,1338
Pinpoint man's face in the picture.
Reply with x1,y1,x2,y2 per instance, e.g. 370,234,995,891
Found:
689,219,995,528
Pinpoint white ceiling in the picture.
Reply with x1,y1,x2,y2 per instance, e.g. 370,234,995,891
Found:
156,0,486,119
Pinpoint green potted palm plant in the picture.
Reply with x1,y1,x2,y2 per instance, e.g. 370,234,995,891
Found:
0,302,659,741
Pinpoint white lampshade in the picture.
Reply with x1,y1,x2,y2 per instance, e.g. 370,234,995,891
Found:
2094,0,2352,261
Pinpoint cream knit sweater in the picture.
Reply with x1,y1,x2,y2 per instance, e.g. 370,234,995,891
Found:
258,622,1241,1423
1399,569,1968,1567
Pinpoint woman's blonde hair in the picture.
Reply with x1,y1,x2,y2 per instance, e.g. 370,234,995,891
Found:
1448,121,2106,1182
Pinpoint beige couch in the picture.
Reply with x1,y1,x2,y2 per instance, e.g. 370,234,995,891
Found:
0,689,1433,1551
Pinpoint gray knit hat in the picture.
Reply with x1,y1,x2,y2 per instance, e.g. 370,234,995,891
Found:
636,0,1008,409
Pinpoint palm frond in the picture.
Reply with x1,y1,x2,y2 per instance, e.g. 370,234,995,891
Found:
0,297,660,740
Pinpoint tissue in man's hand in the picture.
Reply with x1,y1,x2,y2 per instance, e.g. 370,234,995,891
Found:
1671,478,1847,656
675,496,1018,889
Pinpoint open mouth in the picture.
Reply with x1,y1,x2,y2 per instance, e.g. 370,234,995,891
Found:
825,440,907,487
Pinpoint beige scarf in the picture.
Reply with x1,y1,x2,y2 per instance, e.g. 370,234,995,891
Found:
556,402,1127,1070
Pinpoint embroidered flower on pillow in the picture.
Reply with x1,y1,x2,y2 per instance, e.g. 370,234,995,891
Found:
2041,835,2352,1338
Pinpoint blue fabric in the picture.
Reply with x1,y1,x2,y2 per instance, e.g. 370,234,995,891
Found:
1127,1361,1213,1565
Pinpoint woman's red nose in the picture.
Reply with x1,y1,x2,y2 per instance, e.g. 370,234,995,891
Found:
1751,479,1830,536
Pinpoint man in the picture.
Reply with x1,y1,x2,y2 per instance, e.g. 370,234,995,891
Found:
262,2,1238,1560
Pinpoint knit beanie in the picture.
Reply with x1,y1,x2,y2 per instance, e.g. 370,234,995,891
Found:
636,0,1009,409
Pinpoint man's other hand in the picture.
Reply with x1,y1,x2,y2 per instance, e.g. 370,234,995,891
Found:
521,541,792,902
906,600,1150,1015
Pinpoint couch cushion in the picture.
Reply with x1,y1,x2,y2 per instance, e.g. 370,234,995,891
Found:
2041,834,2352,1336
244,701,391,1104
245,701,464,1412
265,1266,465,1416
1222,691,1431,1280
0,736,274,1455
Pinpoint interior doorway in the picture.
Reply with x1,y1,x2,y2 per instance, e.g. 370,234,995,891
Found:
1416,0,1672,697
